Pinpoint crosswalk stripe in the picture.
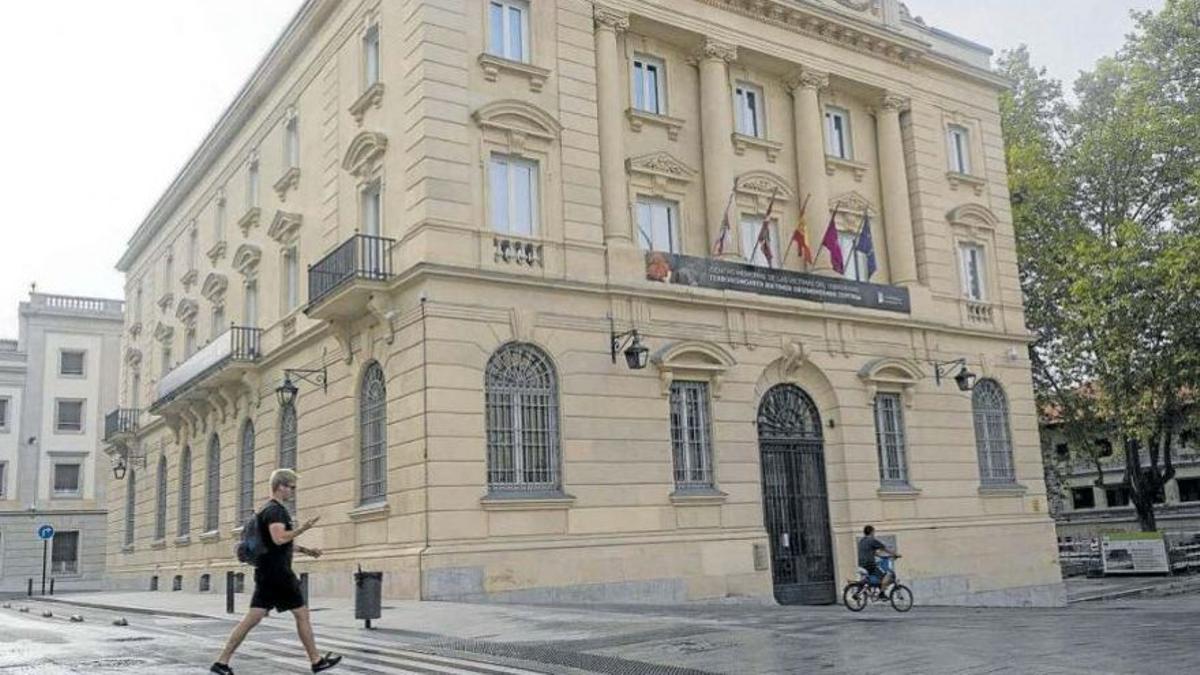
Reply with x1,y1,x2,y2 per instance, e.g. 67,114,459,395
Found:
251,640,426,674
311,635,548,675
268,635,547,675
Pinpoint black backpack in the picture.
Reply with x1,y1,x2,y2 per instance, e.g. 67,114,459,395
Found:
235,508,266,566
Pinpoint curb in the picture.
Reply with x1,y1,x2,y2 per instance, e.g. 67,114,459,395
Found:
31,596,220,621
1068,577,1200,604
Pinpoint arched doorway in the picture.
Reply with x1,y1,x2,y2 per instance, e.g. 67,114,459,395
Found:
757,384,836,604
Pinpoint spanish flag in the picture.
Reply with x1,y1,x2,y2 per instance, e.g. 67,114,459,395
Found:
786,194,814,267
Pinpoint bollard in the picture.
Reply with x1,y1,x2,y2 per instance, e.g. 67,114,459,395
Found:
112,617,128,626
49,578,55,596
226,571,235,614
27,578,32,597
299,572,309,606
70,615,83,623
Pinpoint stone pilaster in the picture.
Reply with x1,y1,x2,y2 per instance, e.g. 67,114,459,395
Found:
594,5,631,246
696,38,738,258
874,93,919,286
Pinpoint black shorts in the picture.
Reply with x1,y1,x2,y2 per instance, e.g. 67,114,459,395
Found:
861,561,882,580
250,571,305,613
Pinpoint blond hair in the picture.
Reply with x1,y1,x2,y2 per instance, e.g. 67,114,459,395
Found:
270,468,298,492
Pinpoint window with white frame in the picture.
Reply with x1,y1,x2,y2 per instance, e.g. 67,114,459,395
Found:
283,245,300,311
959,243,986,301
489,154,538,236
60,350,86,377
363,23,380,87
735,82,765,138
285,114,300,169
632,55,666,115
247,159,260,209
51,531,79,574
825,106,852,159
488,0,530,62
0,398,8,431
838,231,870,282
670,381,715,490
973,379,1016,484
947,124,971,174
361,181,382,237
874,393,909,486
56,399,84,433
244,282,258,328
53,463,82,497
739,215,780,268
636,197,679,253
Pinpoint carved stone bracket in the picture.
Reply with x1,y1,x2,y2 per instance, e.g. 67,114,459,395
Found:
784,68,829,92
329,320,354,364
273,167,301,202
693,38,737,64
349,82,385,126
237,207,262,236
593,4,630,32
366,294,396,345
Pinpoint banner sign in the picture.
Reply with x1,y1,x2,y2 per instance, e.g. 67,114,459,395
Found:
1101,531,1170,574
645,252,911,314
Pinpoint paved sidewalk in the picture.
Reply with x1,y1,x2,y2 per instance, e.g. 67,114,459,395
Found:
1064,573,1200,603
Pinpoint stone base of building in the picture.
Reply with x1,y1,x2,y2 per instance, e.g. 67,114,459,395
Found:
909,578,1067,607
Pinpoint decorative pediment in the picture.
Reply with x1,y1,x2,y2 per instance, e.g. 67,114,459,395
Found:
652,340,737,397
858,357,924,407
268,210,303,244
201,272,228,303
342,131,388,178
175,298,199,327
626,152,697,183
735,171,795,201
153,321,175,344
831,190,874,215
947,203,999,230
232,244,262,278
472,99,563,143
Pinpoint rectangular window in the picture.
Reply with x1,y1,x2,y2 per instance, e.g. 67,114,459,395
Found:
1178,477,1200,503
361,181,382,237
131,374,141,411
1104,486,1132,507
739,215,780,268
489,154,538,236
669,381,714,489
1071,487,1095,510
51,531,80,575
185,329,196,358
247,161,260,209
825,106,852,159
56,399,84,433
284,245,300,311
874,393,909,485
0,462,6,497
948,125,971,174
212,306,226,339
161,345,172,376
244,282,258,329
632,55,665,115
53,463,82,496
163,254,173,293
215,196,226,242
0,397,8,431
734,82,764,138
635,197,679,253
838,232,871,282
285,116,300,169
188,228,198,272
488,0,529,62
364,23,380,86
959,243,986,301
60,350,86,377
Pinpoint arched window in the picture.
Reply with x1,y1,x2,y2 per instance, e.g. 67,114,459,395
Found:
484,343,561,492
972,379,1015,484
238,420,256,522
124,468,136,547
205,434,221,532
178,446,192,537
279,402,298,511
359,361,387,504
155,455,168,540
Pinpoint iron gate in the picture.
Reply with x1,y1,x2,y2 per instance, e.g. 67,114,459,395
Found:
757,384,836,605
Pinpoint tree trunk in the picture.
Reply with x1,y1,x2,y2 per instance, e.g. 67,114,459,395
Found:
1133,490,1158,532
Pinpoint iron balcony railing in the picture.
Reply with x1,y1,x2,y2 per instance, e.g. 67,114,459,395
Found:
307,234,395,308
152,326,263,410
104,408,141,441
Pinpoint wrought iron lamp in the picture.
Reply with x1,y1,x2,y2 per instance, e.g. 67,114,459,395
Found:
111,455,127,481
609,316,649,370
275,365,328,407
932,358,977,391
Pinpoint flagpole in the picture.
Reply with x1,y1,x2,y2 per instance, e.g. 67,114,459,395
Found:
712,178,738,256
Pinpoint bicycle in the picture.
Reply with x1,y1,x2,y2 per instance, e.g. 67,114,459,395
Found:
842,556,913,612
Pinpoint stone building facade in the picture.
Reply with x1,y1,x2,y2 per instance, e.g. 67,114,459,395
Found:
105,0,1064,606
0,292,123,589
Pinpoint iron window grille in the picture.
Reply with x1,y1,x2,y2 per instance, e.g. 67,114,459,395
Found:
205,435,221,532
178,447,192,537
972,379,1016,484
51,531,80,575
124,469,136,547
873,393,910,486
238,421,256,522
670,381,715,490
485,343,562,493
279,402,298,512
155,456,168,540
359,362,388,504
52,463,82,496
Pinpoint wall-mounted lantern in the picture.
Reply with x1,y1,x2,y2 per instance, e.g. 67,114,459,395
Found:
932,358,977,392
609,316,649,370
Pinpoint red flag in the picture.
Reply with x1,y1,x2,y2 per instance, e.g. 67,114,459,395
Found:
756,190,778,267
820,207,845,274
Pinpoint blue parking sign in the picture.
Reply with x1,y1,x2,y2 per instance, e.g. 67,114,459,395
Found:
38,525,54,540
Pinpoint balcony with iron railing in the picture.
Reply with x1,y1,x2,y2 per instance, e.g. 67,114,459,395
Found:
305,233,395,321
150,325,263,413
104,408,141,443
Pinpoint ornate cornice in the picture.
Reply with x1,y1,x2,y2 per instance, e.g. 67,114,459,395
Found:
268,210,303,244
626,152,697,182
593,4,630,32
232,243,262,279
342,130,388,178
201,272,228,303
175,298,199,327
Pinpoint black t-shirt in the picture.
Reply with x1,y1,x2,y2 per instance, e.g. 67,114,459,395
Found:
256,499,293,578
857,535,886,567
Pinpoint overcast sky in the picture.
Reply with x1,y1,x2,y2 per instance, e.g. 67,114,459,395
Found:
0,0,1163,339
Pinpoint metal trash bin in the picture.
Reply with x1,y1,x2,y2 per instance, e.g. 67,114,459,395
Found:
354,568,382,628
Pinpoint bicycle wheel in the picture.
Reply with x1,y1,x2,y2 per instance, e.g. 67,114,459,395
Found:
889,584,914,612
842,583,867,612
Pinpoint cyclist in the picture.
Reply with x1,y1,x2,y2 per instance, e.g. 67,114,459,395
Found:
857,524,901,597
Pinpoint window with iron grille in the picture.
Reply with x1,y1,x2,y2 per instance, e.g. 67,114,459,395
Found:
972,379,1016,484
279,402,298,511
56,399,84,433
124,469,136,547
0,397,8,430
485,343,561,492
238,420,256,522
53,463,82,496
873,393,909,486
178,446,191,537
669,381,714,490
359,362,387,504
60,350,86,377
51,531,80,574
205,435,221,532
155,455,168,540
0,462,6,498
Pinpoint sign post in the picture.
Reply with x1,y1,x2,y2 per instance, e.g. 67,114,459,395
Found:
37,525,54,596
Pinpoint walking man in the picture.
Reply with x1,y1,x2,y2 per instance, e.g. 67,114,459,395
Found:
211,469,342,674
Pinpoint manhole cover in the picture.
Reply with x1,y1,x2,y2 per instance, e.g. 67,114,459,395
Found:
76,658,153,669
